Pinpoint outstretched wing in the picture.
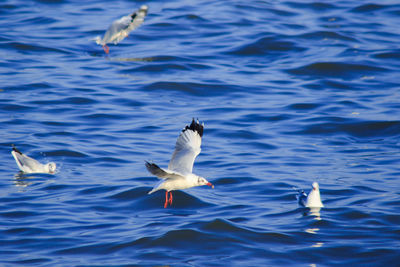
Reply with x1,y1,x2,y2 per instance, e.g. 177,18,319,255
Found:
11,145,43,173
297,190,307,207
104,5,148,45
168,119,204,175
103,15,131,44
126,5,148,32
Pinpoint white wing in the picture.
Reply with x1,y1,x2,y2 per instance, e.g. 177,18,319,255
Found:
126,6,148,32
11,147,45,173
103,15,131,44
102,5,148,45
168,119,203,175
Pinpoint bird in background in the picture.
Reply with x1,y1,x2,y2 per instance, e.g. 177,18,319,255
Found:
11,145,56,174
95,5,148,54
297,182,324,208
146,119,214,208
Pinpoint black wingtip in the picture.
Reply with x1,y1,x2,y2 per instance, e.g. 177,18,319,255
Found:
131,5,148,20
11,144,22,155
182,118,204,137
297,190,307,207
145,161,159,170
145,160,151,168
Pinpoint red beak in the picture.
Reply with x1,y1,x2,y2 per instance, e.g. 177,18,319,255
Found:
207,182,214,189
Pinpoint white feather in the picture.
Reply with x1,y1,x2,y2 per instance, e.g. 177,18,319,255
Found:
96,5,148,46
168,126,202,175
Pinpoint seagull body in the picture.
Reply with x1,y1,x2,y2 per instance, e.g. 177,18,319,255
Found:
145,119,213,208
297,182,324,208
11,145,56,174
95,5,148,53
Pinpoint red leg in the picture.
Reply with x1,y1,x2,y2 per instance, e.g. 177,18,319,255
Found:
169,192,173,205
103,44,109,54
164,191,169,208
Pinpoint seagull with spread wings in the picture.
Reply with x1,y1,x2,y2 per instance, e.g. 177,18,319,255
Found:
145,119,214,208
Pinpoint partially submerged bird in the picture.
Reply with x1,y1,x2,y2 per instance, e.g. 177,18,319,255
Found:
11,145,56,174
297,182,324,208
95,5,148,54
145,119,214,208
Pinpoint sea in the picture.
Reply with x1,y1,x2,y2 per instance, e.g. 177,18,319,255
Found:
0,0,399,266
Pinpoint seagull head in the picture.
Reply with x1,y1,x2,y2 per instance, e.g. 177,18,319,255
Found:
312,182,319,191
46,162,57,174
197,176,214,189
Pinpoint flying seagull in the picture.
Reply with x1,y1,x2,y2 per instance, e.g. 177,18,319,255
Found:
11,145,56,174
297,182,324,208
145,119,214,208
95,5,148,53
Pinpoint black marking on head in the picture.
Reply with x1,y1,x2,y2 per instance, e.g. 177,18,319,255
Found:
130,12,137,21
12,144,23,155
183,118,204,137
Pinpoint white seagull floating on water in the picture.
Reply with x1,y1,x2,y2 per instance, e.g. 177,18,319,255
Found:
297,182,324,208
95,5,148,54
11,145,56,174
145,119,214,208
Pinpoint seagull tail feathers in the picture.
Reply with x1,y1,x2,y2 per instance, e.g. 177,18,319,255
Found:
148,180,163,194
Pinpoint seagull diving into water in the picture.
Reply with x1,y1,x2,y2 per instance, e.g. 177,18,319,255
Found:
95,5,148,54
297,182,324,208
145,119,214,208
11,145,56,174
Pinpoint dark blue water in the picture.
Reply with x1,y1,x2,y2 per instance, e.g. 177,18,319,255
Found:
1,0,400,265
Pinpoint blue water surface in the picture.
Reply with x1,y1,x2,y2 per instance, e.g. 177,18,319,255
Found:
1,0,400,266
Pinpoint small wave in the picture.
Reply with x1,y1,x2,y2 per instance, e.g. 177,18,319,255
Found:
285,2,336,11
78,113,130,122
287,62,388,79
109,187,149,201
0,210,39,218
77,185,120,196
170,14,208,22
286,103,322,111
351,4,388,13
297,31,357,42
293,120,400,138
131,63,190,72
6,41,69,54
372,50,400,60
45,150,87,157
227,36,305,56
21,16,57,25
142,81,245,96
